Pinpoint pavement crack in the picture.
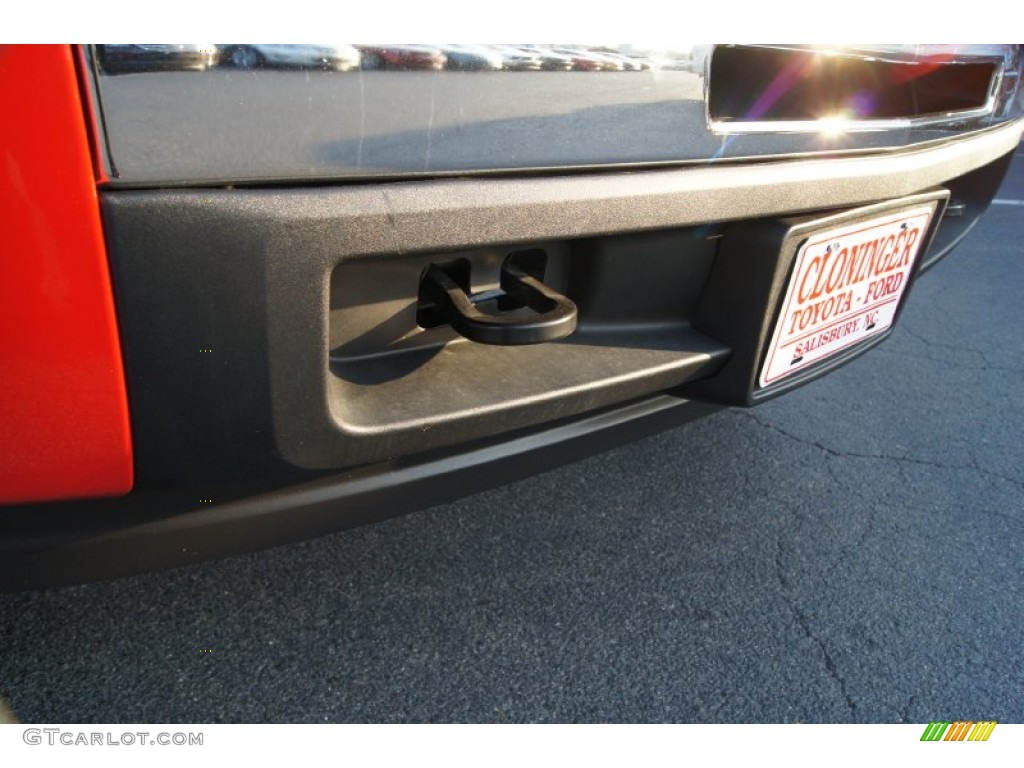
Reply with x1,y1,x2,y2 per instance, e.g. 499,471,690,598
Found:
901,326,985,359
900,694,916,724
774,539,857,717
738,411,1024,496
872,346,1024,375
824,458,879,553
900,326,1024,374
740,411,868,460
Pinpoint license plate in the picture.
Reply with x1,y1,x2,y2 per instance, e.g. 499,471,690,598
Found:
759,204,935,388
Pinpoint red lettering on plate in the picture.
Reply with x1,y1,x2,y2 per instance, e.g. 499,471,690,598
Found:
761,205,935,388
899,227,920,268
798,254,823,303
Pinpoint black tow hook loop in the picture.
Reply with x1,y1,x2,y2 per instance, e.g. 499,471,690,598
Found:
421,254,577,346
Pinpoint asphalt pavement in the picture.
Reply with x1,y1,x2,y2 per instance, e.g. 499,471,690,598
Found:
0,150,1021,724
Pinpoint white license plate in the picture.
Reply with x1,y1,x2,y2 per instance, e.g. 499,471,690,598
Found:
759,205,935,388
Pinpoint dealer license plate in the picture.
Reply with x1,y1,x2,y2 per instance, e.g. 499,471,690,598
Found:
759,204,935,388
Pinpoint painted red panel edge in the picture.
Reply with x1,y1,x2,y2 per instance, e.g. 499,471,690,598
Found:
0,44,134,504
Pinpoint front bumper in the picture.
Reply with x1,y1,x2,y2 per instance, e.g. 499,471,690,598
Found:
2,44,1022,589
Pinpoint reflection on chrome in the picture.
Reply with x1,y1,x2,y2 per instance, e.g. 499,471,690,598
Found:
93,44,702,74
707,44,1015,133
218,45,362,72
95,45,219,74
84,44,1024,186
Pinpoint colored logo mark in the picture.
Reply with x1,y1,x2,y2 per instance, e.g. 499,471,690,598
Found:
920,721,997,742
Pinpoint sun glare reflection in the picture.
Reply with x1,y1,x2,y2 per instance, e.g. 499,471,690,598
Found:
816,114,851,136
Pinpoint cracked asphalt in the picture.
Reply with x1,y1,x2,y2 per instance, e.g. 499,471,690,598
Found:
1,151,1021,724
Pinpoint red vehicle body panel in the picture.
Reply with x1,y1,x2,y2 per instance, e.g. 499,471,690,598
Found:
0,44,133,504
